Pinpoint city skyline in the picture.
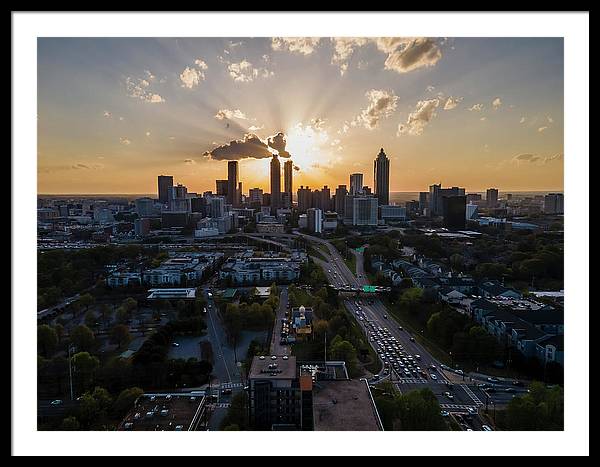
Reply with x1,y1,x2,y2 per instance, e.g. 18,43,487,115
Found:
38,37,564,194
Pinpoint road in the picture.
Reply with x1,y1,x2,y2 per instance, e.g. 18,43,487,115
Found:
297,232,521,430
270,286,290,356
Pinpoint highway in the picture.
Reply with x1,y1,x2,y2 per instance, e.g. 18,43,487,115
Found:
297,232,526,430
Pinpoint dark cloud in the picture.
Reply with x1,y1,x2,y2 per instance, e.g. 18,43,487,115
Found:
204,133,273,161
293,165,300,171
267,132,291,158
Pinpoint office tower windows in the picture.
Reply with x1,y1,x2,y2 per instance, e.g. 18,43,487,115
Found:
227,161,239,206
544,193,564,214
216,179,228,197
284,160,293,207
486,188,499,208
374,148,390,206
270,155,281,214
297,186,312,213
158,175,173,204
335,185,348,217
350,173,363,195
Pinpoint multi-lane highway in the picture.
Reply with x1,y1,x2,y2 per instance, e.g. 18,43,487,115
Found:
297,232,527,430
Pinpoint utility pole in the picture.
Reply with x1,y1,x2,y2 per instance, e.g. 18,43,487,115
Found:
68,345,75,401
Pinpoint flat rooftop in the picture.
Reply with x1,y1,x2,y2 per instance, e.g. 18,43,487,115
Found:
312,379,381,431
248,355,297,380
118,393,205,431
147,288,196,299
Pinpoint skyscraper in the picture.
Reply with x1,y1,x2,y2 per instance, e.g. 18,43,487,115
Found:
284,160,293,207
544,193,564,214
270,155,281,214
442,195,467,230
249,188,263,204
335,185,348,217
374,148,390,206
216,180,228,197
297,186,312,213
486,188,499,208
157,175,173,204
227,161,239,207
350,173,363,196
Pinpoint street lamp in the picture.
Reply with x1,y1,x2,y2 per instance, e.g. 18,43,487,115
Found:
68,345,76,401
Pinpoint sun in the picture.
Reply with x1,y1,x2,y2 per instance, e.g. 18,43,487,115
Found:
285,122,330,171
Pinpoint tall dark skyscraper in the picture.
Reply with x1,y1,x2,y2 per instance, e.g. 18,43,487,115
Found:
486,188,499,208
270,155,281,213
284,160,293,207
157,175,173,204
227,161,239,207
374,147,390,206
297,186,312,213
335,185,348,217
442,195,467,230
350,173,363,195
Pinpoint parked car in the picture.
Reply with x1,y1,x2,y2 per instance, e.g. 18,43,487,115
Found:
482,425,493,431
50,399,63,406
171,342,180,347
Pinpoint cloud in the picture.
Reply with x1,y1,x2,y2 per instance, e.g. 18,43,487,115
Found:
71,162,104,170
352,89,399,130
204,133,281,161
492,97,502,109
468,104,484,112
184,159,196,165
267,132,291,158
248,124,264,131
310,118,326,130
125,76,165,103
480,117,487,121
514,153,542,163
547,115,554,124
545,153,563,163
426,85,436,92
103,111,112,118
145,131,151,137
293,165,300,171
375,37,443,73
215,109,248,120
180,60,208,89
228,60,273,82
119,137,131,145
397,98,440,136
538,126,548,132
443,96,462,110
520,117,526,124
272,37,321,55
330,37,369,75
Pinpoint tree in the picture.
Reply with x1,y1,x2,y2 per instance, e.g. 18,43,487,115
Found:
77,386,113,429
100,304,113,327
329,336,359,376
121,297,138,314
60,416,81,431
79,293,95,313
112,387,144,418
53,323,65,346
110,324,132,350
72,352,100,391
38,324,58,358
84,310,97,328
70,325,96,352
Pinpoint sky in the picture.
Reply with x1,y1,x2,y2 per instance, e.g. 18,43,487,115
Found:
37,37,564,195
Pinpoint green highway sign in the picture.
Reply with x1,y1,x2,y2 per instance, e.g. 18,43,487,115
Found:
362,285,377,293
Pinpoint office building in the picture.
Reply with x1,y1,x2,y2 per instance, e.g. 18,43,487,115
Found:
544,193,564,214
350,196,378,226
161,211,189,229
335,185,348,218
216,179,228,197
429,184,466,216
442,195,467,230
467,193,483,204
466,203,479,220
190,197,207,216
373,148,390,206
209,196,226,218
284,160,293,207
419,192,429,211
248,355,313,430
158,175,173,204
134,217,151,237
486,188,499,208
322,211,339,231
380,205,407,223
307,208,322,234
227,161,239,207
270,155,281,214
350,173,363,196
238,182,243,206
249,188,264,205
135,197,155,217
297,186,312,213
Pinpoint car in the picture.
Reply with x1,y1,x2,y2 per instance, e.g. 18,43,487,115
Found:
487,377,500,383
220,388,232,395
481,425,493,431
409,337,415,342
444,391,454,401
505,387,516,393
512,380,524,387
440,411,450,417
467,407,477,415
398,326,403,331
50,399,63,406
383,314,388,319
430,374,438,380
171,342,180,347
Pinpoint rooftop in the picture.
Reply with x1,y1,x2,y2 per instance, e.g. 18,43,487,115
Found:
248,355,297,380
147,288,196,300
312,379,381,431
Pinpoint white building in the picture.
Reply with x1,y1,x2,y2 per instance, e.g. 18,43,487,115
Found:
466,203,479,220
379,205,407,222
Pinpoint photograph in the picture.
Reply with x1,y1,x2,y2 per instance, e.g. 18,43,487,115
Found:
12,11,589,457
